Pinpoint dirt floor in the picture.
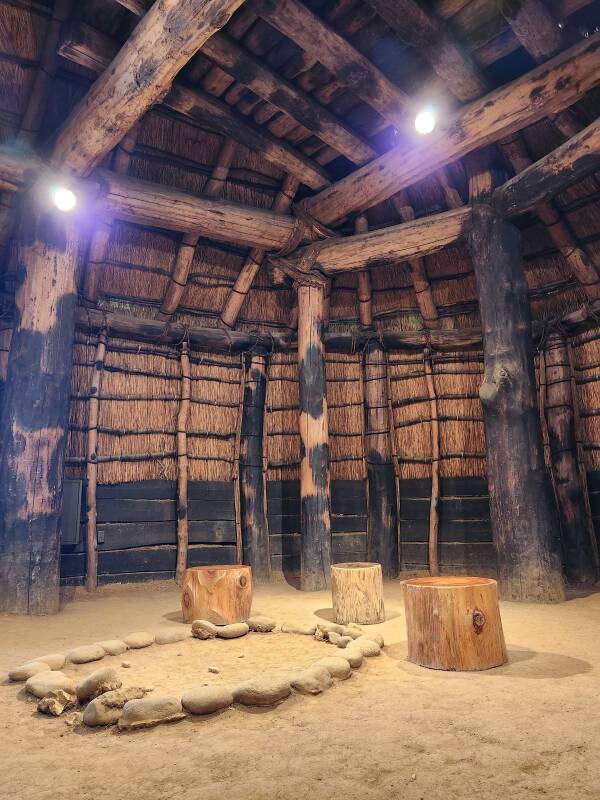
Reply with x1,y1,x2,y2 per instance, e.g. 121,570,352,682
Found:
1,578,600,800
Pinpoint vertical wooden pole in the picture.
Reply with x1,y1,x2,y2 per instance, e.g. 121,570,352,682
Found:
468,204,565,602
0,192,80,614
355,215,373,329
239,348,271,581
424,348,440,576
85,326,107,592
175,341,191,585
363,340,399,577
544,331,597,584
297,282,331,591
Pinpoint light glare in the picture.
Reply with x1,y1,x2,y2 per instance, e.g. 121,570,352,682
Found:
49,185,77,212
414,108,436,135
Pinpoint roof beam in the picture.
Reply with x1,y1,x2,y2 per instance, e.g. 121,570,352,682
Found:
301,33,600,225
58,21,330,189
51,0,247,176
114,0,376,165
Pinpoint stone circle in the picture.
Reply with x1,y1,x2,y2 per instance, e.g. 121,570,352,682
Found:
181,686,234,715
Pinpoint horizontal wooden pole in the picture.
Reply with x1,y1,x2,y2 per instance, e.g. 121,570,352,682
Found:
303,33,600,225
58,21,330,189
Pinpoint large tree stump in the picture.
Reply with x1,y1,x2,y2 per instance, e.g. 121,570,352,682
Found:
402,577,507,671
331,562,385,624
181,565,253,624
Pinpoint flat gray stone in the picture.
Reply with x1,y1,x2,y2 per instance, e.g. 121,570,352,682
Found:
83,687,148,727
25,671,77,699
353,636,381,657
96,640,128,656
118,697,186,730
8,661,51,682
314,656,352,680
280,622,317,636
26,653,66,670
247,616,276,633
217,623,249,639
191,620,219,640
233,673,291,707
123,631,155,649
76,667,122,702
154,628,189,645
37,689,77,717
338,647,363,669
181,686,234,715
291,666,333,695
67,644,106,664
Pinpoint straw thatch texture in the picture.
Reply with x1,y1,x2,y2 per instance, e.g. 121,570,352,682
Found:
326,353,364,481
571,327,600,471
266,352,299,482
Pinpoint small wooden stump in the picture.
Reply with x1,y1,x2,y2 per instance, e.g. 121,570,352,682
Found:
331,562,385,625
402,576,507,671
181,565,253,625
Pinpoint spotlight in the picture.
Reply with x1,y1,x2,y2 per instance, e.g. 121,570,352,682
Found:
414,107,436,135
49,185,78,213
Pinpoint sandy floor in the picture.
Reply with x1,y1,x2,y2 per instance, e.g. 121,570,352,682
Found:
1,579,599,800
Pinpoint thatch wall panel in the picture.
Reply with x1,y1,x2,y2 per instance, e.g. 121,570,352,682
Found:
266,353,299,482
326,353,363,481
572,328,600,472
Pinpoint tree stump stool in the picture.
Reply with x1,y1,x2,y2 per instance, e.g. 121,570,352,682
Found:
331,562,385,625
181,565,253,624
402,576,507,671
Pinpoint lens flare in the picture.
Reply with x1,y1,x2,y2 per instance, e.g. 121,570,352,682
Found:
414,108,436,135
49,185,78,212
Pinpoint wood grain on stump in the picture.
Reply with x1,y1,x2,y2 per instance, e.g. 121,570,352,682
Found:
331,562,385,625
181,565,253,625
402,577,507,671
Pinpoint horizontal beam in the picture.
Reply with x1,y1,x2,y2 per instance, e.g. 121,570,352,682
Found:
302,33,600,225
493,118,600,218
58,21,330,189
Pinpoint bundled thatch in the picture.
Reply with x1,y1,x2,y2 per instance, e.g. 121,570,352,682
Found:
571,326,600,472
265,352,299,482
326,353,364,481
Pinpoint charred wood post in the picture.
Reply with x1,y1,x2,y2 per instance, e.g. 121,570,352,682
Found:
468,203,565,601
0,193,80,614
239,348,271,582
544,331,597,585
175,341,191,585
85,326,107,592
363,341,399,577
297,281,331,590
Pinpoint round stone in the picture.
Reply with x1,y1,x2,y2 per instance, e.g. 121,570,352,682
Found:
291,665,333,695
123,631,155,649
82,687,148,727
217,623,249,639
191,620,219,640
26,653,66,670
315,622,345,641
314,656,352,680
154,628,189,645
67,644,106,664
96,640,128,656
76,667,122,702
280,622,317,636
118,697,186,730
247,616,276,633
181,686,234,715
8,661,51,682
353,636,381,657
338,646,363,669
233,673,291,706
37,689,77,717
25,671,77,699
362,631,384,648
342,625,364,640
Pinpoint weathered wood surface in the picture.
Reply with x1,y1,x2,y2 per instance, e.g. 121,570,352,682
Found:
363,342,398,577
331,562,385,625
254,0,413,127
468,204,565,602
544,332,597,584
355,215,373,329
239,350,270,582
57,20,329,189
302,34,600,225
402,577,507,670
51,0,248,175
297,283,331,591
501,0,562,63
424,351,440,576
175,342,192,585
0,197,79,614
181,564,253,624
85,327,107,593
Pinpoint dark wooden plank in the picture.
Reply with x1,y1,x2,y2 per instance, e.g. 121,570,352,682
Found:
96,498,235,522
441,477,489,497
188,500,235,520
269,532,366,556
400,518,492,542
588,492,600,516
400,497,431,520
331,514,367,533
266,497,300,515
331,480,366,505
586,472,600,492
267,514,300,535
267,480,300,500
440,497,490,520
270,553,301,573
188,481,234,501
333,551,367,564
400,542,497,568
77,519,236,550
97,480,177,500
61,571,176,587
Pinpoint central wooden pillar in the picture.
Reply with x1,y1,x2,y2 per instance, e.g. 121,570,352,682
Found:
297,282,331,591
239,347,271,582
363,341,399,577
0,192,80,614
468,204,565,602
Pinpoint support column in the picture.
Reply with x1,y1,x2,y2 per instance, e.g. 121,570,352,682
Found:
468,203,565,602
363,341,399,577
297,282,331,591
0,192,80,614
544,331,597,585
175,341,191,585
239,348,271,582
85,326,107,592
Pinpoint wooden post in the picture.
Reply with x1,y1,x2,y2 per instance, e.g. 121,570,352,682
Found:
175,341,191,585
544,331,597,585
355,215,373,329
239,348,271,582
424,348,440,576
363,341,399,577
0,193,80,614
468,204,565,602
297,281,331,591
331,562,385,624
85,327,107,592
